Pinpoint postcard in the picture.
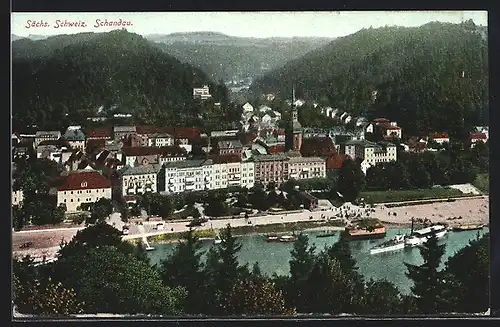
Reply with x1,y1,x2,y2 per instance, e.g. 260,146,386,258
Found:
11,10,489,318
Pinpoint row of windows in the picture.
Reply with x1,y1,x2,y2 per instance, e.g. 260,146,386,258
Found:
63,189,106,195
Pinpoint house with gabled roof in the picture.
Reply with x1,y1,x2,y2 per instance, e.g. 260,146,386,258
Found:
53,171,112,212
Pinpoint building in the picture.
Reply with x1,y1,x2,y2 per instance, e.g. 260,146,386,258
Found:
300,137,336,158
63,128,86,151
86,128,112,141
164,160,206,193
12,189,24,206
287,157,326,180
290,88,303,152
121,146,186,167
343,140,397,174
193,85,212,100
120,164,162,196
34,131,61,148
36,140,71,163
217,140,243,156
242,102,254,113
251,154,289,186
429,132,450,144
469,133,488,148
114,126,137,141
54,171,112,213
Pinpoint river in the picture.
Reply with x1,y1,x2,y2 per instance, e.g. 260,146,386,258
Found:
147,227,489,294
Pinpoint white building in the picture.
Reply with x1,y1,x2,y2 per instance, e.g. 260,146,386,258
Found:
121,164,162,196
242,102,254,113
287,157,326,180
63,128,86,151
12,189,24,206
34,131,61,148
147,133,174,147
54,171,112,213
343,140,397,174
193,85,212,100
165,160,206,193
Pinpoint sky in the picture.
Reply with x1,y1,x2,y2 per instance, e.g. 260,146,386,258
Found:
11,11,488,38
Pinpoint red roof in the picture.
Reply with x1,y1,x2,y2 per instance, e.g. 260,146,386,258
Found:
86,129,112,139
430,132,449,139
267,144,286,154
165,127,201,140
122,146,186,157
136,125,170,135
470,133,487,140
57,171,111,191
326,154,348,170
384,125,401,130
373,118,390,123
300,137,336,157
240,132,258,145
277,129,286,136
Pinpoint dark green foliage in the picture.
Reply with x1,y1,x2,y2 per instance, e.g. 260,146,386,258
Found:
441,233,489,313
12,30,223,131
55,246,185,314
159,229,206,314
252,22,488,135
404,232,447,313
337,158,365,202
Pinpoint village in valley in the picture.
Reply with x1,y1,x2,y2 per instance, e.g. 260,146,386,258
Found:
12,84,489,257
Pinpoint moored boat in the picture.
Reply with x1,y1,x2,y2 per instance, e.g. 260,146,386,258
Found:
265,233,280,242
213,234,222,245
342,226,387,241
279,235,297,242
452,224,485,232
370,234,406,255
316,231,337,238
404,224,447,247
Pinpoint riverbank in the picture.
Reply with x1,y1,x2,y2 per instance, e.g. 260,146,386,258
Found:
139,219,347,245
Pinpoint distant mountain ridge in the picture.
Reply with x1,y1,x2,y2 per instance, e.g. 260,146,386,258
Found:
145,32,334,82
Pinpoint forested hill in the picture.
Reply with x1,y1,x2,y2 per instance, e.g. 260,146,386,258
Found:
12,30,226,131
146,32,333,82
251,21,489,136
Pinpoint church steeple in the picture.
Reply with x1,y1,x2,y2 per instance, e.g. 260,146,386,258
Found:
291,87,302,132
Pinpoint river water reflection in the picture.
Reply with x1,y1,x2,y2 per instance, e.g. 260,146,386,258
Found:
147,227,489,294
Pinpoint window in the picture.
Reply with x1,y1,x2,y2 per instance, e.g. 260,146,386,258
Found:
81,181,87,188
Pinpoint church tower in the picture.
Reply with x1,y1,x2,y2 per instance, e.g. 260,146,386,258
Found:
291,87,303,152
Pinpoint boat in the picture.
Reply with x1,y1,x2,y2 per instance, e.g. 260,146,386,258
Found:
316,231,337,238
404,224,447,247
342,225,387,241
279,235,297,243
452,224,485,232
213,234,222,245
369,234,406,255
145,246,155,251
265,234,280,242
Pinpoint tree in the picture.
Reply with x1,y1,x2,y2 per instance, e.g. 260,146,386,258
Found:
57,222,148,264
404,231,447,313
288,233,316,311
441,233,489,313
223,278,296,315
362,279,405,315
53,246,186,315
159,228,206,314
337,158,365,202
13,274,85,315
205,192,229,217
86,198,113,224
202,224,246,315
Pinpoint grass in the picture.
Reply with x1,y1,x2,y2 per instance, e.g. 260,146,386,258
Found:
359,188,468,204
473,174,489,194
